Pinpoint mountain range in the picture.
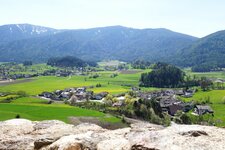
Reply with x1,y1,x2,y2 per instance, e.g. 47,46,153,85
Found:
0,24,224,68
173,30,225,68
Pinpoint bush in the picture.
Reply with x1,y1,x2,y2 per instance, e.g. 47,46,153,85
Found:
23,61,32,66
180,113,192,124
15,114,20,118
110,73,118,78
121,115,126,123
17,91,28,97
162,113,171,126
96,83,102,87
92,74,99,78
149,108,162,124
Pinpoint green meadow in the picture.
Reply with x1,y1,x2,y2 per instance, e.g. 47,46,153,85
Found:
0,70,148,95
185,68,225,79
6,63,56,75
0,68,225,126
0,97,120,123
0,70,148,122
183,90,225,126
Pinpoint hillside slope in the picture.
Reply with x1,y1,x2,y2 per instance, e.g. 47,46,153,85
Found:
0,24,197,62
173,30,225,67
0,24,60,45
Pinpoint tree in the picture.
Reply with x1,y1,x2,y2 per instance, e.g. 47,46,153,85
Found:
23,61,32,66
140,104,148,119
105,94,113,101
149,108,162,124
200,77,213,91
124,94,132,104
174,110,192,124
131,59,151,69
15,114,20,118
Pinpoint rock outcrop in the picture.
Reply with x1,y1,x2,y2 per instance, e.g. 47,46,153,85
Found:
0,119,225,150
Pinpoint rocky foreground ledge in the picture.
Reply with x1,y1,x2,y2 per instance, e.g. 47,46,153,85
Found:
0,119,225,150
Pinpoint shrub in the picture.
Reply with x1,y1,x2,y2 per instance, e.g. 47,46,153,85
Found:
17,91,28,97
92,74,99,78
162,113,171,126
15,114,20,118
96,83,102,87
149,108,162,124
121,115,126,123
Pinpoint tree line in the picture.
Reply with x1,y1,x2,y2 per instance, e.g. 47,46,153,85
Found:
47,56,97,68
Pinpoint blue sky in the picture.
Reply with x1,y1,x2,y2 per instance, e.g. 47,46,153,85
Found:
0,0,225,37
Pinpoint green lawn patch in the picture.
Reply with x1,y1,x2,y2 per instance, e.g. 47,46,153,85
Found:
0,70,147,95
182,89,225,127
0,102,119,123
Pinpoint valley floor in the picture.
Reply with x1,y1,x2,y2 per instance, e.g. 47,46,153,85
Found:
0,69,225,126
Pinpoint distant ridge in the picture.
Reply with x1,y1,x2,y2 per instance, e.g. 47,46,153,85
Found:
0,24,61,45
0,24,197,63
172,30,225,68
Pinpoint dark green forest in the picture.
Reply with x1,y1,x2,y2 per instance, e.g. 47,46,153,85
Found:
47,56,96,68
140,62,185,88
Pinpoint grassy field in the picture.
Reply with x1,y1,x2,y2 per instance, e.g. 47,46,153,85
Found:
0,70,148,123
183,90,225,126
0,70,150,95
3,63,56,75
0,97,120,123
98,60,125,67
185,68,225,79
1,68,224,127
184,70,225,126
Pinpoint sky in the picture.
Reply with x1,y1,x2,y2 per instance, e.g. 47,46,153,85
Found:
0,0,225,37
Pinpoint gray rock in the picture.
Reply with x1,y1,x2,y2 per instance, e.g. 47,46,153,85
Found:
0,119,225,150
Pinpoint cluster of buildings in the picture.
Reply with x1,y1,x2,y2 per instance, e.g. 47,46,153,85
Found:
0,69,84,81
38,87,109,103
0,73,38,80
39,86,214,117
137,89,214,116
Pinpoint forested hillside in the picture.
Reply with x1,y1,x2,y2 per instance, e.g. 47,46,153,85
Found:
172,30,225,69
0,24,197,63
0,24,60,45
1,24,225,70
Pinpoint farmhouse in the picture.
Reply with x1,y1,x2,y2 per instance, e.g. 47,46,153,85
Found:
131,87,141,92
214,78,225,89
159,96,184,115
194,105,214,115
92,92,108,100
67,95,78,104
39,92,53,99
112,101,124,107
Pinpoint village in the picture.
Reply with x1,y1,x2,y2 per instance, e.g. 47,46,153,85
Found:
38,86,214,117
0,62,88,82
0,61,223,126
